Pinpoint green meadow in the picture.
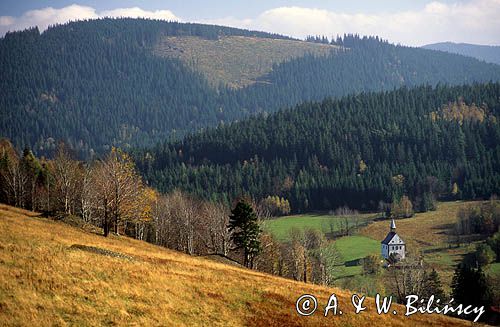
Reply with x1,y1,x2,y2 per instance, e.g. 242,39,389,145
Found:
261,212,375,241
262,213,381,280
334,236,380,262
330,235,381,279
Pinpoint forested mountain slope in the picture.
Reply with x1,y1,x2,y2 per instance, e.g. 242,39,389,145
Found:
2,18,500,157
423,42,500,65
136,83,500,212
1,19,281,157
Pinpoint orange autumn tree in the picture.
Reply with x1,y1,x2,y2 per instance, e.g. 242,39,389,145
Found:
261,195,291,216
131,186,158,240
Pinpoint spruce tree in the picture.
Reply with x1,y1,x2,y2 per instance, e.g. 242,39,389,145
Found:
422,269,446,302
228,200,261,268
451,263,493,321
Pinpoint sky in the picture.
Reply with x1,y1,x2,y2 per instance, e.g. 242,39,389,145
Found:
1,0,499,46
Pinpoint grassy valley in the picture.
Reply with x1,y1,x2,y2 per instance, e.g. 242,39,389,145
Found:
360,201,482,288
0,204,474,326
264,201,500,295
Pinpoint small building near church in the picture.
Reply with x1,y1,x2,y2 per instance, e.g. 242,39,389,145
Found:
381,219,406,261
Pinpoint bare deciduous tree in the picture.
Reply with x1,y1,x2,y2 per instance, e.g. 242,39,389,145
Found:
386,253,426,303
82,148,141,237
52,145,82,215
305,229,341,285
0,139,28,207
254,233,282,274
200,201,231,256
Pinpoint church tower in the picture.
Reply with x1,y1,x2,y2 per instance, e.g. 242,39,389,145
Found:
390,218,396,232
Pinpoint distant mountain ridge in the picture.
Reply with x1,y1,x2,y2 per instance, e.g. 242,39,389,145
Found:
2,18,500,158
423,42,500,65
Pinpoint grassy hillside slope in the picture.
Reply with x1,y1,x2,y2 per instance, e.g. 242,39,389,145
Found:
154,36,338,88
360,201,488,288
0,204,470,326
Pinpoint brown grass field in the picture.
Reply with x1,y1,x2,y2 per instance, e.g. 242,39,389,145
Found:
0,204,474,326
360,201,482,248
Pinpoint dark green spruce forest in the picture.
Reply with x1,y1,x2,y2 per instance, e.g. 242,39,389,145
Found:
2,18,500,158
136,83,500,212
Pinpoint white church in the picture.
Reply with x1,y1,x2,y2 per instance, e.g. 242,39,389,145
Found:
381,219,406,261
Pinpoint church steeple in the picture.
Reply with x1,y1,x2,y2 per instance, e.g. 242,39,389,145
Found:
390,219,396,232
382,218,406,261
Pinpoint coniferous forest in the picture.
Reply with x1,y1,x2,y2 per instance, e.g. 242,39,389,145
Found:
135,83,500,212
1,19,500,158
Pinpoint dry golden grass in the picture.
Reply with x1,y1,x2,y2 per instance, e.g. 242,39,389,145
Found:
0,203,42,217
154,36,338,88
360,201,482,248
360,201,488,288
0,204,472,326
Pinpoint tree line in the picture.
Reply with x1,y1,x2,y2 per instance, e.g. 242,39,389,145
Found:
0,139,344,284
0,138,236,251
136,83,500,212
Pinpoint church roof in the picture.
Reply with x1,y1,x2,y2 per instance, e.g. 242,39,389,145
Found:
381,218,405,244
381,232,396,244
381,231,405,245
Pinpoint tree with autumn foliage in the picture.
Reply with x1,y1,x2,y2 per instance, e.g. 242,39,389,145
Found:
130,187,158,240
390,195,414,218
260,195,291,216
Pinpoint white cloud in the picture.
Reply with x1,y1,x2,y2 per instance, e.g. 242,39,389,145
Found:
0,16,16,26
0,4,180,36
101,7,178,21
203,0,500,46
0,1,499,46
0,4,98,34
